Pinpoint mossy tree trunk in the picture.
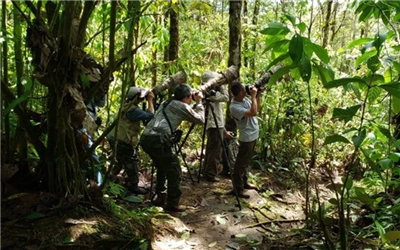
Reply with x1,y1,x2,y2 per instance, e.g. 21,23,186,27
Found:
226,0,242,133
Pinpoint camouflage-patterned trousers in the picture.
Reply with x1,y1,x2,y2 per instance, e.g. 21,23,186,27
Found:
115,141,140,188
140,134,182,206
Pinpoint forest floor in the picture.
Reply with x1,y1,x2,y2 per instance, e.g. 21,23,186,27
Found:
2,163,353,250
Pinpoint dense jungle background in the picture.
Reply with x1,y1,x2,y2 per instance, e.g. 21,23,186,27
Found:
1,0,400,249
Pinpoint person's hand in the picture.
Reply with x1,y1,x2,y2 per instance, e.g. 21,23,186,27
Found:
147,91,155,101
225,131,235,139
193,91,203,102
250,86,258,97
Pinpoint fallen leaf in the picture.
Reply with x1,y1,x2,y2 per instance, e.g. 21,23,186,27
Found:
216,215,226,225
208,241,217,247
181,232,190,240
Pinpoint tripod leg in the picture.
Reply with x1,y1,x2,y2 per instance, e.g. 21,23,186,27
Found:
177,123,195,155
178,148,195,184
209,103,241,211
149,162,156,201
198,106,209,183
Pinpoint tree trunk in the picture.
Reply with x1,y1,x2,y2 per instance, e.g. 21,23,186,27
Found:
169,3,179,73
243,0,248,68
226,0,242,132
322,0,333,48
250,0,260,80
13,1,28,166
2,1,10,163
308,0,314,39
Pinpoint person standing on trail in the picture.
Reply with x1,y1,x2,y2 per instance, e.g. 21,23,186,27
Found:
140,84,204,212
201,71,234,182
228,80,260,198
112,87,155,194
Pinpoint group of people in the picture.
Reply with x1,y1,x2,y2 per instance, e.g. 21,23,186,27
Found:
86,72,261,212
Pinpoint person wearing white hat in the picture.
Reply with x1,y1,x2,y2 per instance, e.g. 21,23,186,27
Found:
113,87,155,194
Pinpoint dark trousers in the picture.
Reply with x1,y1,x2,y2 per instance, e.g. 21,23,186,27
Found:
140,134,182,206
233,140,256,192
115,141,139,188
204,128,224,178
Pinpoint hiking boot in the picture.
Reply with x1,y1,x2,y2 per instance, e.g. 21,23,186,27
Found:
205,176,220,183
152,193,167,206
219,171,230,177
164,203,186,212
244,183,259,191
130,186,149,195
226,189,250,199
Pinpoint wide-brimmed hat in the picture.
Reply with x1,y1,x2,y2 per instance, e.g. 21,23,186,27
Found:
127,87,149,100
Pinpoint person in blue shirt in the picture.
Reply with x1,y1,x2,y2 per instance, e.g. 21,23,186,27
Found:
112,87,155,194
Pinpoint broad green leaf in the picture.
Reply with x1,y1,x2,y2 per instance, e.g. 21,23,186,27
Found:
260,22,290,36
308,41,329,63
263,39,290,54
348,37,374,49
352,128,366,147
299,54,311,82
345,177,353,191
265,53,290,70
373,33,387,53
296,22,307,33
394,96,400,114
267,64,296,87
356,50,377,67
354,187,374,206
361,148,384,183
284,14,296,25
332,105,361,123
323,135,350,146
367,87,382,104
289,34,303,64
390,152,400,162
181,232,190,240
378,81,400,98
3,78,33,116
367,55,381,72
27,212,44,220
347,83,362,100
377,126,400,151
378,158,392,170
325,78,367,89
382,231,400,244
359,5,374,22
370,74,385,84
328,198,338,205
124,195,142,203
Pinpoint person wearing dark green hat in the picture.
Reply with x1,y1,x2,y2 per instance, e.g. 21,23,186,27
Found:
140,84,204,212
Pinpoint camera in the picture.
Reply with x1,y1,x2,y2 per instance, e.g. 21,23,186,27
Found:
245,65,283,95
198,66,239,93
245,85,256,95
152,71,187,95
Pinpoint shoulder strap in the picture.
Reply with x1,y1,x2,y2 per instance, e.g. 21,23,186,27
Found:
162,99,174,134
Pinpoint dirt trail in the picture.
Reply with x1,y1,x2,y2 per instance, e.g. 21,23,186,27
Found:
150,174,305,250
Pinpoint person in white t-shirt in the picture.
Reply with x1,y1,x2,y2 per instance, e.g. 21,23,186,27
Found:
228,80,260,198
